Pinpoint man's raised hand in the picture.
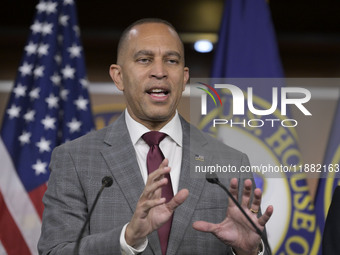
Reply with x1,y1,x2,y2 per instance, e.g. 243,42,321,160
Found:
125,159,189,246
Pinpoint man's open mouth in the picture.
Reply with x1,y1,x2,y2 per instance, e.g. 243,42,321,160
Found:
147,88,169,97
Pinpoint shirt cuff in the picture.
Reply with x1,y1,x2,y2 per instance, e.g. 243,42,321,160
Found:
230,239,265,255
120,223,148,255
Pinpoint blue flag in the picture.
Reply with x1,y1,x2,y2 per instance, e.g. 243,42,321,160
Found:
315,98,340,254
198,0,320,254
211,0,284,78
0,0,94,254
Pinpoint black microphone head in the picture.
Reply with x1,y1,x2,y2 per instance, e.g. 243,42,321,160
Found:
102,176,113,187
206,172,219,184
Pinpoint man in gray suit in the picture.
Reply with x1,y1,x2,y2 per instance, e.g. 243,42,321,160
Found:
38,18,273,255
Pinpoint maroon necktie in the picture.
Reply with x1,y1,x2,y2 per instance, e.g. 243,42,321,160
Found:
142,131,173,255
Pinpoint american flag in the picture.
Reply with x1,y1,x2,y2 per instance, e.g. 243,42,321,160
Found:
0,0,94,254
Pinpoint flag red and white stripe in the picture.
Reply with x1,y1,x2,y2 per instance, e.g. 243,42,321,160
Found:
0,139,42,254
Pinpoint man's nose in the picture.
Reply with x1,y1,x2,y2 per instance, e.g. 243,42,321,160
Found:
150,60,168,79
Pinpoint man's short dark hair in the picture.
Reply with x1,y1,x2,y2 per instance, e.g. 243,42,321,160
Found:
117,18,184,63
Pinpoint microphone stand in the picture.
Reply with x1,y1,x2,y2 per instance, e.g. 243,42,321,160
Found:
73,176,113,255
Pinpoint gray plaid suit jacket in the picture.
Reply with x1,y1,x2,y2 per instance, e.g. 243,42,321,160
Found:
38,112,268,255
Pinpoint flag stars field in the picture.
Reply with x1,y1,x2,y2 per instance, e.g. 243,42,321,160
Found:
41,115,56,130
80,78,89,88
29,87,40,100
54,54,62,65
68,44,82,58
59,15,69,26
37,43,50,57
41,23,54,36
67,118,82,133
32,159,48,176
33,65,45,79
30,22,54,36
36,1,57,14
19,62,33,77
44,1,58,14
73,25,80,37
18,131,32,145
64,0,75,6
25,42,38,56
36,137,51,153
50,72,62,86
61,64,76,79
74,96,89,111
0,0,94,252
45,94,59,108
24,110,35,122
13,84,27,98
30,21,43,34
60,88,69,100
7,105,21,119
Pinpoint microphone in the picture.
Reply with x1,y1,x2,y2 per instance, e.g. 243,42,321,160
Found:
206,172,271,255
73,176,113,255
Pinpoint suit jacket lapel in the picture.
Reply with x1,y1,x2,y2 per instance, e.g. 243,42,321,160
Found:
100,113,161,254
100,113,144,212
167,117,211,255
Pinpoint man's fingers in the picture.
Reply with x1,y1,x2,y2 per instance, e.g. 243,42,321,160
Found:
146,159,170,184
141,177,168,200
192,221,218,233
158,158,169,170
167,189,189,211
241,179,253,208
258,205,274,226
139,197,167,214
249,187,262,214
142,159,171,200
228,178,239,207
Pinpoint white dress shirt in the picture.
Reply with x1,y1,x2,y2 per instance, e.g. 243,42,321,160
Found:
120,109,183,255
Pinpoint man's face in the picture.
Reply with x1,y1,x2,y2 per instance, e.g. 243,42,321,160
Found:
110,23,189,130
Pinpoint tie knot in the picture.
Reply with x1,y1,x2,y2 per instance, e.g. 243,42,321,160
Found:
142,131,167,147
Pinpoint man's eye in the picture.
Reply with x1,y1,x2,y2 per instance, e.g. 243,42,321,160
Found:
167,59,179,64
137,58,150,63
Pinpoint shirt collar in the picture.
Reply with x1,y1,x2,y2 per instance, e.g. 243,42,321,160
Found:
125,109,182,147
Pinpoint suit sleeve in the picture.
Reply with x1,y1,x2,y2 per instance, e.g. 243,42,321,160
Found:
38,145,124,255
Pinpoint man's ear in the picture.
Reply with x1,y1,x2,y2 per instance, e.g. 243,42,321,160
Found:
182,67,190,91
109,64,124,91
